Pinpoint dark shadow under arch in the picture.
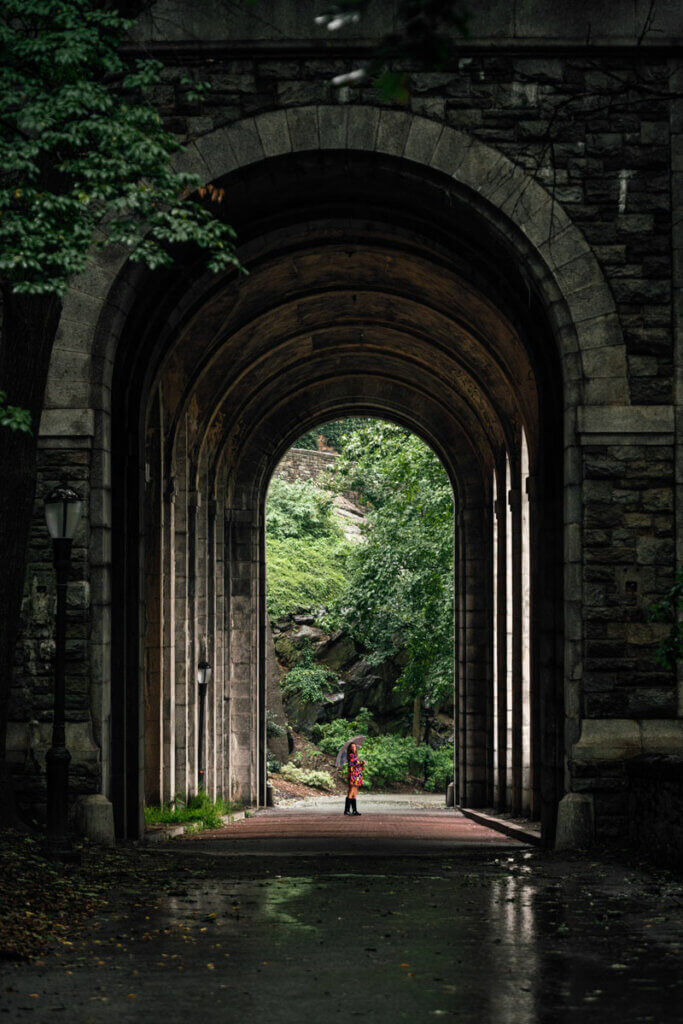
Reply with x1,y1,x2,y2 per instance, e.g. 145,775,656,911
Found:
106,147,564,842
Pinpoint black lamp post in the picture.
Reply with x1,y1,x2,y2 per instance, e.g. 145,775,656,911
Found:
44,479,83,857
197,661,212,791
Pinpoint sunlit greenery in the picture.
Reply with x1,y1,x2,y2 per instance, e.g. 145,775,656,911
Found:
266,477,352,618
315,711,453,791
329,421,454,708
144,792,239,832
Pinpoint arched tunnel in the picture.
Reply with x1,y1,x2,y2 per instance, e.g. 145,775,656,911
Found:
107,148,565,841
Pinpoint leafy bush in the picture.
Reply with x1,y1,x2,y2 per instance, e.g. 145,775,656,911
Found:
315,711,454,791
266,477,341,541
278,764,335,791
360,735,426,789
266,708,286,738
282,659,339,704
281,641,339,704
266,753,282,774
424,745,454,792
144,792,238,832
314,708,375,755
295,417,376,453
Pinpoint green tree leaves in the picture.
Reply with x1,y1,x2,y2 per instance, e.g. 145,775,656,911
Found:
0,0,240,296
0,391,32,433
330,421,454,707
265,478,351,618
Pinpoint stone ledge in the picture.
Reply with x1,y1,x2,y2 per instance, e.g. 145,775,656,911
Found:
572,718,683,763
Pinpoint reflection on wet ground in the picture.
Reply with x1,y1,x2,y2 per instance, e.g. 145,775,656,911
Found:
2,849,681,1023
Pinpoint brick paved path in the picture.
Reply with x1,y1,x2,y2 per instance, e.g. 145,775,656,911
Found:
181,806,522,853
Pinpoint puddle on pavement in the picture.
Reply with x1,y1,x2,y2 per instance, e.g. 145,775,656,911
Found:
2,853,681,1022
119,856,682,1023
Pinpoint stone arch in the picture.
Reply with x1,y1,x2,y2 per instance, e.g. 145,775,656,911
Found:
37,103,629,842
45,105,627,424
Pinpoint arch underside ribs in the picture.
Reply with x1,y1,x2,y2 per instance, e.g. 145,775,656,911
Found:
100,148,567,841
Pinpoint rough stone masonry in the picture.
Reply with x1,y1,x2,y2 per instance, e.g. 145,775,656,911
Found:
6,0,683,857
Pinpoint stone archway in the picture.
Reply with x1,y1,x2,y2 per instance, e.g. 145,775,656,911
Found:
37,106,630,841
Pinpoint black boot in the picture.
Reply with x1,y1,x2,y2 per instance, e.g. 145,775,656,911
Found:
344,798,351,815
351,798,361,816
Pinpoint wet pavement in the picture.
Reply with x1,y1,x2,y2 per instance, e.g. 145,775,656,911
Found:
1,804,681,1022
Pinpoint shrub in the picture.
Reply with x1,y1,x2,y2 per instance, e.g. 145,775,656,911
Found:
361,735,427,789
282,662,338,704
424,745,454,791
266,752,282,774
279,763,334,791
316,711,454,791
266,477,341,541
315,708,375,756
266,708,286,738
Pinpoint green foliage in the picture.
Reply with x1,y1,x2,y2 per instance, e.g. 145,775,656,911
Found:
314,708,375,755
0,0,240,296
266,752,282,773
266,708,286,739
282,644,339,703
266,478,341,540
295,417,375,453
0,391,31,433
650,568,683,669
144,792,238,832
329,421,454,707
423,745,454,791
315,710,452,791
278,764,335,791
266,478,352,619
267,538,351,619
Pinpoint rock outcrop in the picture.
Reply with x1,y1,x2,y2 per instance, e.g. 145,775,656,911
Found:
271,614,454,746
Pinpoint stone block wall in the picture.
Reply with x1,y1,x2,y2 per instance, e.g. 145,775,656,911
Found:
272,448,338,486
9,1,682,844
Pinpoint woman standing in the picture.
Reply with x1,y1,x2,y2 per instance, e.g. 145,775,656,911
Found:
344,742,364,816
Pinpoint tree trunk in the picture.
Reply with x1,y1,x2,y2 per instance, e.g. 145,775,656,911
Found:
412,694,422,743
0,288,62,825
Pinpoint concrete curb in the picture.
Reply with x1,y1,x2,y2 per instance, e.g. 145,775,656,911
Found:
143,824,185,843
220,810,247,824
459,807,542,846
144,809,251,842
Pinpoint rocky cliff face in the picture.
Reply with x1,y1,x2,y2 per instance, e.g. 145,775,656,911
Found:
270,614,454,747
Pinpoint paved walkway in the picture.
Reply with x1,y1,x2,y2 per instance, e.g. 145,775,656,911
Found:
180,796,522,855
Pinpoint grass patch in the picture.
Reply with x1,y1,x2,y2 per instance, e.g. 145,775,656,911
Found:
144,792,240,833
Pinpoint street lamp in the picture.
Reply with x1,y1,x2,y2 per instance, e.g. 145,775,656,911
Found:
44,479,82,857
197,661,212,791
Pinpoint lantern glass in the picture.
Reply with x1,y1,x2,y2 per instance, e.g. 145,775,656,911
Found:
45,483,83,541
197,661,211,688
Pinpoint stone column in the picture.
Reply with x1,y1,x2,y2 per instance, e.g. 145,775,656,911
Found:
509,472,523,815
494,467,508,810
461,502,491,807
173,424,189,799
161,477,176,804
225,508,260,805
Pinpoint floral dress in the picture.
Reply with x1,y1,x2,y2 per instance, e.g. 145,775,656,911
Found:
348,751,364,787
